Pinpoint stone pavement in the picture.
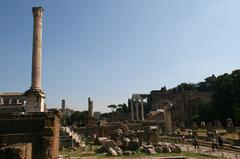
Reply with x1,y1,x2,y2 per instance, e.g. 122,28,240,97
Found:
176,143,240,159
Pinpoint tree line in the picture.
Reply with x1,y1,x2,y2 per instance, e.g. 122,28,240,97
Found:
61,69,240,126
169,69,240,125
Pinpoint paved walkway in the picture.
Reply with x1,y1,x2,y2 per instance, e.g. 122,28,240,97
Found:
176,143,240,159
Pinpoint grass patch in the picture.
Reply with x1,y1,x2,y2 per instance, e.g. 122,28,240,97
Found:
60,147,224,159
182,152,222,159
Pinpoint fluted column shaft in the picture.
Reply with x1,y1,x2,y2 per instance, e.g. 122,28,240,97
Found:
130,99,134,120
140,99,144,120
135,101,139,121
31,7,44,90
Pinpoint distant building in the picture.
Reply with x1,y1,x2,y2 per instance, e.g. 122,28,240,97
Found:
61,99,66,110
130,90,212,129
0,93,26,113
59,99,74,116
149,90,212,128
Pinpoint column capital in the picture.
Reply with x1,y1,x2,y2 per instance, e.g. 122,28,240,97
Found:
32,7,44,17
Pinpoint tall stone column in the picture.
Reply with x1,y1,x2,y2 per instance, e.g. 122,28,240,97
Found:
88,97,93,118
164,104,172,133
140,99,144,120
130,99,134,120
135,101,139,121
25,7,45,112
31,7,43,90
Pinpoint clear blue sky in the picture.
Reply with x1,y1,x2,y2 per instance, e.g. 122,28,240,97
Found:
1,0,240,112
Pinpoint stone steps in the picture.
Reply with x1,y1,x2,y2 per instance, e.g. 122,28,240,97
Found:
60,126,85,149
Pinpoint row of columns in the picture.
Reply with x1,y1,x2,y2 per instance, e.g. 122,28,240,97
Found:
0,96,25,105
130,99,144,121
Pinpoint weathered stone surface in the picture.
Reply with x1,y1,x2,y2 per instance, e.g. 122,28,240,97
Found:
139,146,144,152
123,150,132,156
95,146,105,153
123,137,130,150
146,148,156,155
148,132,159,144
102,139,118,150
170,144,181,153
88,97,93,119
144,144,154,150
25,7,45,113
114,147,123,156
31,7,44,90
115,140,123,147
162,145,172,153
0,112,61,159
127,139,140,151
155,146,163,153
0,143,32,159
107,147,118,156
96,137,108,145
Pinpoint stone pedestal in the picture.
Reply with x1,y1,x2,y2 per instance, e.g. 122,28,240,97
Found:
25,89,45,112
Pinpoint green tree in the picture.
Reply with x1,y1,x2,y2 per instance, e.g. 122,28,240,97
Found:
108,104,117,119
62,111,88,127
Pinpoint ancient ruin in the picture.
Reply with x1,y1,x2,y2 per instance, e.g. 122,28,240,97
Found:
0,7,46,113
25,7,45,113
2,3,240,159
130,94,146,121
0,7,61,159
0,112,61,159
88,97,93,119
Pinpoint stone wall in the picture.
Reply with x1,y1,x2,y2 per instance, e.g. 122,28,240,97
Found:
0,112,60,159
0,143,32,159
149,90,212,128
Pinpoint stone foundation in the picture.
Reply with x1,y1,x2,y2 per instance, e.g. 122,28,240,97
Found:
0,143,32,159
0,111,60,159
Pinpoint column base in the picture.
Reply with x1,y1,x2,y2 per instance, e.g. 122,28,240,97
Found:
25,89,46,112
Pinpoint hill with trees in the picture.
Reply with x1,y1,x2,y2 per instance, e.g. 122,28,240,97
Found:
169,69,240,125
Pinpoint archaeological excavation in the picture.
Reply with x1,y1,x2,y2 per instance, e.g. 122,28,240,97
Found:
1,2,240,159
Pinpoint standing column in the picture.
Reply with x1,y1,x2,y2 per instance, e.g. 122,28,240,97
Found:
31,7,44,90
140,99,144,120
88,97,93,118
130,99,134,120
25,7,45,112
135,101,139,121
164,104,172,133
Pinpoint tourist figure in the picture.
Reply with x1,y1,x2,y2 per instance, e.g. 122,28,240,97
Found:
212,137,218,151
192,136,199,151
89,143,92,151
182,135,185,144
218,136,223,150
